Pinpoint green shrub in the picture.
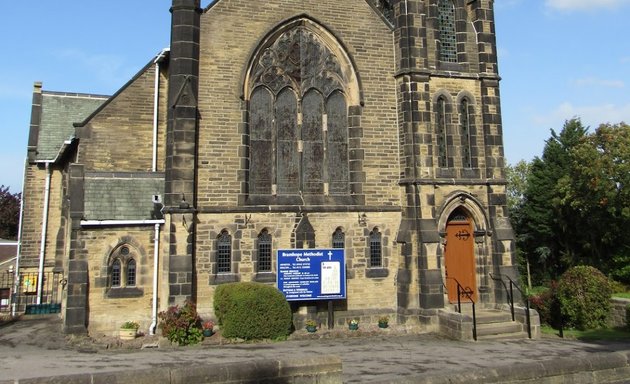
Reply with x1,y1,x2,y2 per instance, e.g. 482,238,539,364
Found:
214,282,292,340
158,300,203,346
557,266,612,330
626,305,630,331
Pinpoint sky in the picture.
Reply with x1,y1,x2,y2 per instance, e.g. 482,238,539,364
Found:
0,0,628,193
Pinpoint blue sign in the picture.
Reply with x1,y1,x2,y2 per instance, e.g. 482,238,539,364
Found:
277,249,346,301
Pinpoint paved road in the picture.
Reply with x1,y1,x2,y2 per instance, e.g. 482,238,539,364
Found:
1,316,630,383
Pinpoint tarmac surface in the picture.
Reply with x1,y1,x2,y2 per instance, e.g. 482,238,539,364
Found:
1,315,630,383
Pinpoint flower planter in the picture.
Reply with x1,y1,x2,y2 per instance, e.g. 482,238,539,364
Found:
203,329,214,337
306,325,317,333
119,328,137,340
348,323,359,331
378,322,388,329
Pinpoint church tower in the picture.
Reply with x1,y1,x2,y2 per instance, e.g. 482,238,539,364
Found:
391,0,516,319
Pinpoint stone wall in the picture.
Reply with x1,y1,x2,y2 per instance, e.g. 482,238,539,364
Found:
610,298,630,329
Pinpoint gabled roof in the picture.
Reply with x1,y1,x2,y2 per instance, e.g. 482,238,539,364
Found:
37,91,109,161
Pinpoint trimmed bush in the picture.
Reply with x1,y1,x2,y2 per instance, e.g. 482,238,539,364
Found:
214,282,292,340
158,300,203,346
557,266,612,330
626,304,630,331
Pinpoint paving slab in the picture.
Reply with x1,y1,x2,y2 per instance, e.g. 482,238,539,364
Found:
1,316,630,383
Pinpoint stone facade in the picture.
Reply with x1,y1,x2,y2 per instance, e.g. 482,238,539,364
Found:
19,0,517,335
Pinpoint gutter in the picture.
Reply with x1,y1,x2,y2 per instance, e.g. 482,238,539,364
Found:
149,223,160,335
80,219,165,227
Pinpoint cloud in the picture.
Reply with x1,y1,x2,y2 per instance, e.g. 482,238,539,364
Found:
571,77,625,89
545,0,630,11
533,102,630,128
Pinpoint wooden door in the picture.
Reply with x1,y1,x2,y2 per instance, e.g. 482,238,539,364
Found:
444,217,477,303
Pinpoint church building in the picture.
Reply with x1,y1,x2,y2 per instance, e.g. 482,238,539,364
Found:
19,0,521,338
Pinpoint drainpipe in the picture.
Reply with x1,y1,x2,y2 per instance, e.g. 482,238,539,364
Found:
149,223,160,335
37,162,52,305
11,161,26,316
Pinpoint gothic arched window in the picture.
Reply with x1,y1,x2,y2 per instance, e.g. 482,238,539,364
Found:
248,25,352,201
438,0,457,63
459,98,473,168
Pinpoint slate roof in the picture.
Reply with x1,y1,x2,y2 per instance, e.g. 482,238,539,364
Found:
83,173,165,221
37,92,109,161
0,241,17,266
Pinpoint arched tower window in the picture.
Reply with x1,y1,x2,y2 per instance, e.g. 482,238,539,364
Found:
438,0,457,63
257,229,273,272
436,96,449,167
217,230,232,273
459,98,473,168
332,227,345,249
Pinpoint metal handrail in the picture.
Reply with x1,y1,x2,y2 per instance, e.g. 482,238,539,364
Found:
445,277,477,341
489,272,532,339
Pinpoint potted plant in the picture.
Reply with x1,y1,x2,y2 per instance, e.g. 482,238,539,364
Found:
202,320,214,337
119,321,139,340
305,319,317,333
348,318,359,331
378,316,389,329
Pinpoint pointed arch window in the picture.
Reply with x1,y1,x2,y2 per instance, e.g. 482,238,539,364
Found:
369,228,382,268
332,227,345,249
459,98,473,168
257,229,272,272
438,0,457,63
217,230,232,273
436,96,449,167
247,25,353,201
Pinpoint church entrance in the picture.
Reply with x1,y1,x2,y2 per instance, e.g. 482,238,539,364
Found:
444,210,477,303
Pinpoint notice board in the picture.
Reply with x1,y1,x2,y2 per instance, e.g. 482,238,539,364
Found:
277,249,346,301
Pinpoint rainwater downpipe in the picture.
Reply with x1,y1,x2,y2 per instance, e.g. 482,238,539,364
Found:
11,159,27,316
152,48,168,172
149,223,160,335
37,162,52,305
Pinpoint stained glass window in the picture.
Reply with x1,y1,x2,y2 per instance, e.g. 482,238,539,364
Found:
438,0,457,63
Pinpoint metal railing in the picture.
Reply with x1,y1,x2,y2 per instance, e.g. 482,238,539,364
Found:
489,272,532,339
0,270,64,314
446,277,477,341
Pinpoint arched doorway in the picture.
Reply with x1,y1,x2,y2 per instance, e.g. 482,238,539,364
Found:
444,208,477,303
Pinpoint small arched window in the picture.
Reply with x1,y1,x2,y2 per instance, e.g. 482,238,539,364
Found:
369,228,382,268
111,259,122,287
126,259,136,287
438,0,457,63
257,229,272,272
217,230,232,273
332,227,345,249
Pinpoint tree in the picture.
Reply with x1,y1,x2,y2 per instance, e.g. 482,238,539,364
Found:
517,119,588,283
559,122,630,282
506,160,531,215
0,185,21,240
